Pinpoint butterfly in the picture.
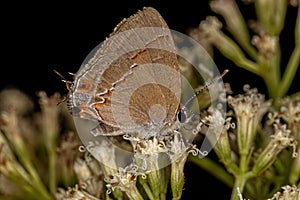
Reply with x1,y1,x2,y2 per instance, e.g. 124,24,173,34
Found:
57,7,227,143
65,7,184,139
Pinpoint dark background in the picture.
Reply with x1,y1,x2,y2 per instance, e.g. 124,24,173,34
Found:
1,1,299,199
2,1,299,99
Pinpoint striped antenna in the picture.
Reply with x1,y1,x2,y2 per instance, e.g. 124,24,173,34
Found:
183,69,229,108
53,69,73,92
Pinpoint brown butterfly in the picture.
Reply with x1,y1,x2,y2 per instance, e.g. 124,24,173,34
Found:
61,7,227,140
66,7,182,139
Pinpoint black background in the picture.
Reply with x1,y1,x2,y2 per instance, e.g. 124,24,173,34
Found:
1,1,299,199
2,1,299,99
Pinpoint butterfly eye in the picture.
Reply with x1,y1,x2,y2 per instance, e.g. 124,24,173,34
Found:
177,109,188,123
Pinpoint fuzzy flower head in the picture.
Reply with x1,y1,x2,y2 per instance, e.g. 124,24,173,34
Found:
209,116,234,165
168,133,201,161
252,33,277,60
270,123,298,158
253,120,298,175
123,134,170,172
228,85,271,119
267,185,300,200
105,163,146,199
134,136,167,155
73,156,104,198
0,89,34,117
56,184,100,200
279,96,300,143
228,85,271,153
84,139,118,170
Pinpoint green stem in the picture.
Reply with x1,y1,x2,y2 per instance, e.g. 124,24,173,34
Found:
112,189,124,200
188,155,234,187
148,170,160,199
171,156,187,200
125,185,144,200
291,91,300,99
256,36,281,101
239,153,249,173
230,172,253,200
289,148,300,184
261,66,279,100
159,166,170,200
230,176,247,200
9,170,52,200
273,43,282,91
160,193,167,200
243,44,258,62
237,59,261,76
14,142,51,199
48,147,56,194
138,177,155,200
273,158,286,175
278,45,300,99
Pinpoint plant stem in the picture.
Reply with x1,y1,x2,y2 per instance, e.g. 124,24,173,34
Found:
125,185,144,200
171,160,185,200
13,140,51,199
148,170,160,199
289,148,300,184
112,189,124,200
291,91,300,99
261,66,279,100
230,176,246,200
138,177,155,200
278,45,300,99
48,147,56,194
239,153,248,173
237,59,260,76
230,172,253,200
159,166,170,200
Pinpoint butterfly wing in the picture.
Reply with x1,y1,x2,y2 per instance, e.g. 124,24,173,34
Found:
72,7,181,135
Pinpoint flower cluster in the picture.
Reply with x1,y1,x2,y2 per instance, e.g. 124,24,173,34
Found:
268,185,300,200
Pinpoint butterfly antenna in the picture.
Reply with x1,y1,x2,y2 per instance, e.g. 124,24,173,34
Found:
53,69,75,106
68,72,76,78
183,69,229,108
180,70,228,129
53,69,73,92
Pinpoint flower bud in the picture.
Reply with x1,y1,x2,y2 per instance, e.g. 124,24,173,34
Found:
210,0,257,59
252,123,297,175
255,0,288,35
228,86,271,156
199,17,259,74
